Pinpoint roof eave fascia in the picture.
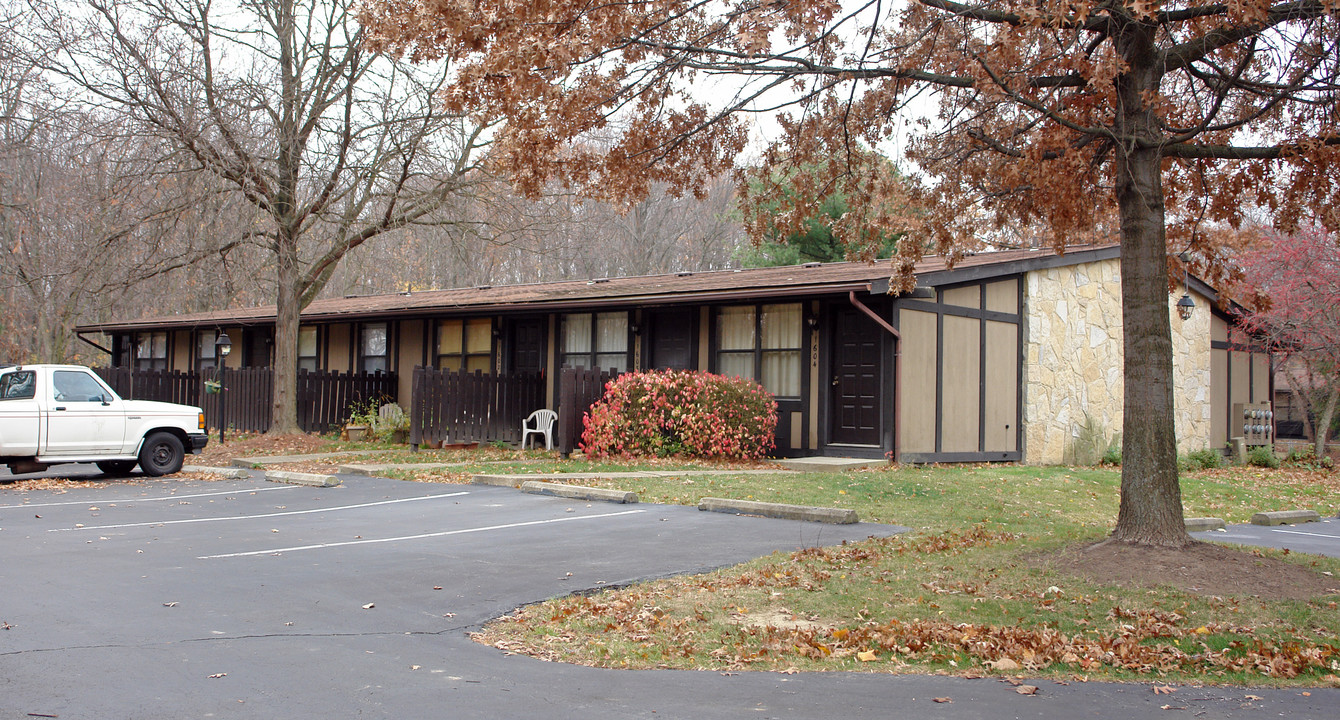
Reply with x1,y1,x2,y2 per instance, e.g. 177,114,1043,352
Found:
76,280,882,333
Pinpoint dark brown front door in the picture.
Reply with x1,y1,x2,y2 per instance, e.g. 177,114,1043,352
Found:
648,309,694,370
510,320,545,373
830,309,882,445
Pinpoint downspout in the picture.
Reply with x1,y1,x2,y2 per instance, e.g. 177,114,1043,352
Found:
848,290,901,463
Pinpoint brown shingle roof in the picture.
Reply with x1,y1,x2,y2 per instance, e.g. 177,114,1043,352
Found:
78,245,1120,332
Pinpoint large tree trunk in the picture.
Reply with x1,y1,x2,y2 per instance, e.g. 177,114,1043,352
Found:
270,234,302,435
1110,20,1191,547
1315,387,1338,459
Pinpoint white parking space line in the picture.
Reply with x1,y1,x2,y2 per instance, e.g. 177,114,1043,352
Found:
198,508,648,559
1269,528,1340,540
2,485,296,510
51,491,471,532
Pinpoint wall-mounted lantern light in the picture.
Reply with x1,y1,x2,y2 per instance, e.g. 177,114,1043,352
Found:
1176,293,1195,321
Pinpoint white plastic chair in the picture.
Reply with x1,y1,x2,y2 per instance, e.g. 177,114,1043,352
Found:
521,409,557,451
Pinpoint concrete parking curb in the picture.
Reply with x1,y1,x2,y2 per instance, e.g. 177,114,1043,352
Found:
182,465,251,480
266,469,341,487
698,497,858,524
520,480,638,504
1250,509,1321,526
473,474,525,488
1184,517,1225,532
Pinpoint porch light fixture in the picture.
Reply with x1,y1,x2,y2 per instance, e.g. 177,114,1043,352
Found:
1175,251,1195,321
1176,293,1195,321
215,331,232,357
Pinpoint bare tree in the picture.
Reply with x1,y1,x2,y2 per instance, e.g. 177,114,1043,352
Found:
32,0,490,432
1,5,248,363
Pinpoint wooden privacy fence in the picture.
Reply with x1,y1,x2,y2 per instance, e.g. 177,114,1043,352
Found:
200,367,274,435
409,366,545,448
296,369,398,434
556,366,621,455
92,367,396,435
94,367,199,406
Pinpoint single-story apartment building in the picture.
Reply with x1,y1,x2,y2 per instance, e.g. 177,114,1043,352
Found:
76,245,1270,463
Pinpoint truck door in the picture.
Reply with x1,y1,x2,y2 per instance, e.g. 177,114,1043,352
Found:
43,369,126,456
0,369,41,455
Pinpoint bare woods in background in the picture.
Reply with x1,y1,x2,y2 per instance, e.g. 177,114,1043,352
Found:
0,2,744,367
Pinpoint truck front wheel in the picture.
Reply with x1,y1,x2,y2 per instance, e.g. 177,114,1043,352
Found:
138,432,185,477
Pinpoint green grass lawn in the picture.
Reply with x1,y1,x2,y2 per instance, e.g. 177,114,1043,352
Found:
458,462,1340,686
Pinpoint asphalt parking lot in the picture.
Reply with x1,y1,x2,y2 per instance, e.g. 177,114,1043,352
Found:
2,469,1337,719
1193,517,1340,557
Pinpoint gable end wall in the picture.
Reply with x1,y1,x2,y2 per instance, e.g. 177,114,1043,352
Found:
1022,258,1212,464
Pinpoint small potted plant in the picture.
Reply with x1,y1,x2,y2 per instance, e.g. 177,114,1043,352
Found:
343,400,378,442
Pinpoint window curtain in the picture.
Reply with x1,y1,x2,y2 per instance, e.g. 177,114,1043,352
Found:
298,327,318,372
717,305,756,380
761,304,802,397
595,312,628,371
562,314,592,354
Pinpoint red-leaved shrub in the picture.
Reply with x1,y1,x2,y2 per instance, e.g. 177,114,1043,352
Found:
580,370,778,460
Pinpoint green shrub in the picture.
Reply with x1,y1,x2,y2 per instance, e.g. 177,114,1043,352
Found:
1100,443,1122,466
1247,446,1282,469
1178,448,1226,472
581,370,777,460
1282,445,1336,470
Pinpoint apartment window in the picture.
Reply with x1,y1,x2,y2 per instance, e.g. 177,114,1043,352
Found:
135,332,168,371
561,311,629,372
360,323,389,373
715,303,802,398
197,330,218,372
437,318,493,372
298,326,319,373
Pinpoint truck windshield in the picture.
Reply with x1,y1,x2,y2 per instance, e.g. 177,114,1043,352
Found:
0,371,36,400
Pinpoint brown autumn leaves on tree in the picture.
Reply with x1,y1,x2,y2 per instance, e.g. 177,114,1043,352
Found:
363,0,1340,546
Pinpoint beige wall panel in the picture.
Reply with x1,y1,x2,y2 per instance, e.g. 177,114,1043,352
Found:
1211,315,1228,343
223,327,243,369
898,309,938,453
1230,351,1249,410
985,279,1019,315
790,411,802,451
327,324,351,373
172,331,192,371
983,320,1018,452
1211,348,1228,445
397,320,424,406
1251,353,1270,403
941,315,981,453
942,285,981,309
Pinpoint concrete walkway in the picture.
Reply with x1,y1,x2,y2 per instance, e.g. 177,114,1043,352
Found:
229,450,384,468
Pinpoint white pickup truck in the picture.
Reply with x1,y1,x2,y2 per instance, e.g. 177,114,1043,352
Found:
0,364,208,477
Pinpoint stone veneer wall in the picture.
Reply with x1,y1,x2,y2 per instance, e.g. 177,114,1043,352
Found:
1022,258,1212,464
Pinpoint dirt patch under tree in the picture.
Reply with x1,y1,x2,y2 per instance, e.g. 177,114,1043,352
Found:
1038,539,1340,602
